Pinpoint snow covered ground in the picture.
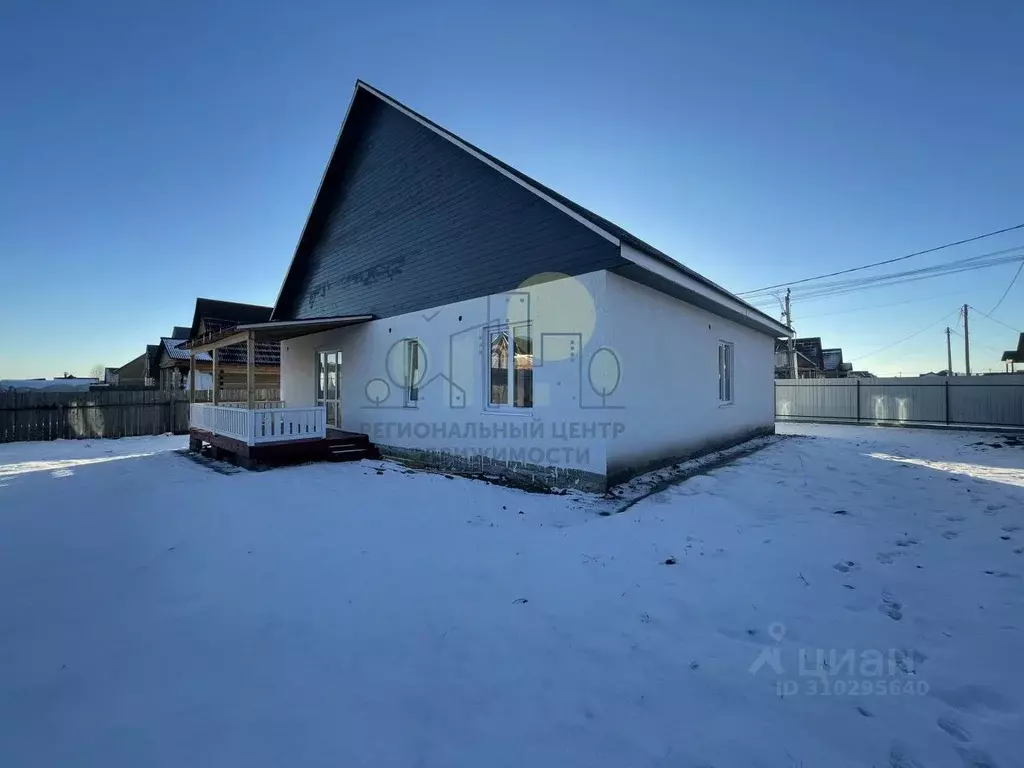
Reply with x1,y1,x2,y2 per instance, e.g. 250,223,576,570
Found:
0,424,1022,767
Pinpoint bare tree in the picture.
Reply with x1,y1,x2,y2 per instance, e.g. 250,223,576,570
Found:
88,363,107,381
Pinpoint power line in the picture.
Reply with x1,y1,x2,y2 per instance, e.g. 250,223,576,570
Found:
738,222,1024,296
989,261,1024,315
749,245,1024,301
853,309,961,363
967,305,1023,335
948,327,1006,357
793,290,966,320
747,245,1024,306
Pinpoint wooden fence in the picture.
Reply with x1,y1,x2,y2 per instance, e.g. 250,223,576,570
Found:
0,388,280,443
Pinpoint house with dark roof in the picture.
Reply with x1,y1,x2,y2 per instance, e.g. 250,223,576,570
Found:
185,81,790,488
180,299,281,393
774,337,829,378
156,334,212,391
1001,333,1024,371
111,344,161,387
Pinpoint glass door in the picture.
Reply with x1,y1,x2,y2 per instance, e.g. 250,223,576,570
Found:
316,351,342,428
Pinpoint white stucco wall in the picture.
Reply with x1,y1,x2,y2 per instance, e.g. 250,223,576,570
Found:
603,270,776,479
279,271,612,481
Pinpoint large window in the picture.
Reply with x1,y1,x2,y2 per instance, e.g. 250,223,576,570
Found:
718,341,734,404
488,325,532,409
404,339,421,406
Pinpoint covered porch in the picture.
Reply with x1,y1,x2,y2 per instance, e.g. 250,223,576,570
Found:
184,315,374,464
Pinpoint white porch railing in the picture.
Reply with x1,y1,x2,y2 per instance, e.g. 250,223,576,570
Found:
189,404,326,446
219,401,286,410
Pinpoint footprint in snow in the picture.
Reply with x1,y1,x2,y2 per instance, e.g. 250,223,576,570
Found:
893,648,927,674
955,745,1002,768
880,592,903,621
983,570,1020,579
930,683,1018,715
943,530,960,540
936,715,971,742
887,741,923,768
877,551,905,565
834,560,858,573
895,537,919,548
947,514,967,522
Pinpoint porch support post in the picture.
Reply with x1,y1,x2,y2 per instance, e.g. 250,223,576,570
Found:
212,348,219,405
188,352,196,404
246,330,255,410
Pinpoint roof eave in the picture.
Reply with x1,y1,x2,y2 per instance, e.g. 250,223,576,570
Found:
619,243,792,337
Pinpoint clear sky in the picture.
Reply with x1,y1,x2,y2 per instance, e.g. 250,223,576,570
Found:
2,0,1022,378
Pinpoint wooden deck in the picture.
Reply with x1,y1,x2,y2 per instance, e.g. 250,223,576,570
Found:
188,427,379,468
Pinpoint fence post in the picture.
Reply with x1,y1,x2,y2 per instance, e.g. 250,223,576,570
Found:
855,379,861,423
944,379,950,425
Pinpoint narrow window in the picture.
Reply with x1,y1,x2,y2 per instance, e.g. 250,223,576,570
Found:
405,339,421,406
489,330,509,405
718,341,734,403
486,324,532,409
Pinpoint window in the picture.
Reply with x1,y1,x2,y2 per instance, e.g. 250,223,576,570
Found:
487,324,532,408
718,341,734,403
404,339,421,406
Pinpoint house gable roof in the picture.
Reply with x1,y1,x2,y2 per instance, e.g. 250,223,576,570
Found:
189,298,273,340
271,81,789,337
161,337,211,363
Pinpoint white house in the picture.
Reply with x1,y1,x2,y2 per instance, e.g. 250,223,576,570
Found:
186,81,790,490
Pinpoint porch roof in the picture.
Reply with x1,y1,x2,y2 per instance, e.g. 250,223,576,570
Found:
183,315,374,354
1001,333,1024,363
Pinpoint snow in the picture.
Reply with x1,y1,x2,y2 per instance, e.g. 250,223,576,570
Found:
1,378,97,392
1,424,1022,767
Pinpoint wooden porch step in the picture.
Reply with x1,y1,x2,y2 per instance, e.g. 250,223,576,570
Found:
327,446,380,462
190,427,379,467
324,431,379,460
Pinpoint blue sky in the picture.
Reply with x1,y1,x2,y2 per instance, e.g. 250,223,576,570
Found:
2,0,1022,378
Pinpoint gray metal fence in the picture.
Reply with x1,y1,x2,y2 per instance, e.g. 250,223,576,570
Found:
775,376,1024,429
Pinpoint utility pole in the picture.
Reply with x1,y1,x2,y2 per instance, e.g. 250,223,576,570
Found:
784,288,797,379
945,327,953,375
962,304,971,376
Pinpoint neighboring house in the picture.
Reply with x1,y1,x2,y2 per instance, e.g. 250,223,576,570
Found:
157,334,212,391
187,80,790,489
775,337,825,378
112,345,160,387
822,347,853,378
186,299,281,392
1001,333,1024,372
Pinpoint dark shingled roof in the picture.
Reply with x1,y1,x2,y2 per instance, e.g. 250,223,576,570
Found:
189,298,274,340
162,338,211,362
200,319,280,365
187,298,281,366
272,81,788,335
171,326,191,340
